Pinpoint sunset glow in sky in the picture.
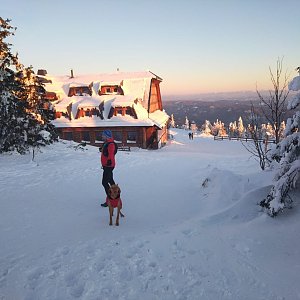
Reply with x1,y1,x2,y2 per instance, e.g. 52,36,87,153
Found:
2,0,300,95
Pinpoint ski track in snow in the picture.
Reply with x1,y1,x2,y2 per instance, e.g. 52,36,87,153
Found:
1,130,300,300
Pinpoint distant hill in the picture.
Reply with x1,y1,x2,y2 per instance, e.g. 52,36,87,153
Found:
163,99,256,127
163,91,295,127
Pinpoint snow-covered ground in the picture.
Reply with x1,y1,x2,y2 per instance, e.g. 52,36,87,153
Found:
0,129,299,300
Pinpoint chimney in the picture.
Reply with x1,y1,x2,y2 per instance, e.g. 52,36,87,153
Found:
37,69,47,76
70,69,74,78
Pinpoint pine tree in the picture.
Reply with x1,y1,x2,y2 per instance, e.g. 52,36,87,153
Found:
0,18,28,153
211,119,219,136
0,18,57,154
229,121,237,138
279,121,286,139
260,72,300,216
17,65,57,149
170,114,176,128
218,121,227,137
211,119,226,136
184,116,189,130
265,123,274,139
237,116,245,137
201,120,212,135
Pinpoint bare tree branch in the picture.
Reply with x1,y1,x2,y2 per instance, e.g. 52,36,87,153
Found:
256,58,290,144
241,103,271,170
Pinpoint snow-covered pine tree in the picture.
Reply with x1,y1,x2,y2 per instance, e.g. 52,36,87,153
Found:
265,123,274,139
0,18,28,153
190,120,197,132
201,120,212,135
170,114,176,128
211,119,219,136
229,121,237,138
237,116,245,137
184,116,189,130
260,123,267,139
17,65,57,149
260,72,300,216
211,119,226,136
218,121,227,137
279,121,286,139
0,18,57,155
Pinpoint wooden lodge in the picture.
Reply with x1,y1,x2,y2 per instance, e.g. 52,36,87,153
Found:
40,70,169,149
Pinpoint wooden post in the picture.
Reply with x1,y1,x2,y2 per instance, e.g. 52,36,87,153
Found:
265,134,269,153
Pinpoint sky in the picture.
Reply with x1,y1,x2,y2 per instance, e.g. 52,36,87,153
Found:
2,0,300,96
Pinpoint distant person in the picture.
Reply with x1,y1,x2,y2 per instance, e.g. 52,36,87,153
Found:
188,132,192,140
191,132,194,140
100,130,117,207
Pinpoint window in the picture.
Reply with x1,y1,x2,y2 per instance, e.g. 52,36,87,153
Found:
82,131,90,142
127,131,137,143
126,107,134,116
62,112,69,119
68,86,91,97
45,91,57,100
55,112,62,119
100,85,122,95
113,131,122,143
91,108,98,116
65,132,73,141
95,131,103,142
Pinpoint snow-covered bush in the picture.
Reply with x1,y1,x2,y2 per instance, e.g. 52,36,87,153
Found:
260,74,300,216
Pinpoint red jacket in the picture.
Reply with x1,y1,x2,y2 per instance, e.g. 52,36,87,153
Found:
101,138,116,167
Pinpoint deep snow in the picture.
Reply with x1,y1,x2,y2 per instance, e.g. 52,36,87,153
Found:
0,129,299,300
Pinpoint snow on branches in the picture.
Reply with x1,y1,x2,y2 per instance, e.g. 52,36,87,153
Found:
260,74,300,216
0,18,57,155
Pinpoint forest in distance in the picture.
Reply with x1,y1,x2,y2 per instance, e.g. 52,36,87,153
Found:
164,97,295,128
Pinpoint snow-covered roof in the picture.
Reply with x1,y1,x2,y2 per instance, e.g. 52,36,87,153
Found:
69,82,90,88
48,71,169,129
52,115,155,128
45,71,157,99
76,97,103,109
111,95,135,107
149,110,170,128
100,81,122,86
53,98,73,113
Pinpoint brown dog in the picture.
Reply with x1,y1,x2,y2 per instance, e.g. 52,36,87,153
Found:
106,184,124,226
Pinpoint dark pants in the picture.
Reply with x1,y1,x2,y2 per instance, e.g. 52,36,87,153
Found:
102,167,115,196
